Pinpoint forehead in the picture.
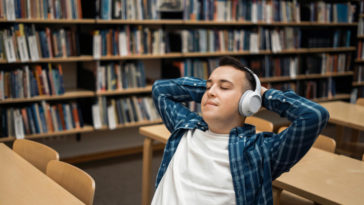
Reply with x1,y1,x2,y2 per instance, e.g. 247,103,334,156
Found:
208,66,246,83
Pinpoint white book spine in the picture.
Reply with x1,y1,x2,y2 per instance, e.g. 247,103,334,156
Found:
93,34,101,59
28,35,40,61
14,109,25,139
17,36,29,62
107,104,116,129
92,104,102,129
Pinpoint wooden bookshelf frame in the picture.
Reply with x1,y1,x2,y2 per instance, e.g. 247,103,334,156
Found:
0,18,95,24
0,90,95,104
353,82,364,87
96,119,162,131
96,85,153,96
0,56,93,64
0,119,163,142
261,72,354,83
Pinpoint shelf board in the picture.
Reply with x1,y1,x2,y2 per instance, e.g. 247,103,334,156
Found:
0,56,93,64
0,18,95,24
96,19,183,25
261,72,354,83
355,59,364,63
1,126,96,141
313,94,350,103
0,47,355,63
96,119,162,131
358,35,364,39
98,53,182,60
0,90,95,104
96,85,153,96
24,125,94,140
353,82,364,87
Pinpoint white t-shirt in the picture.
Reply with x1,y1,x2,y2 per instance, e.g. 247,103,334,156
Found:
151,129,236,205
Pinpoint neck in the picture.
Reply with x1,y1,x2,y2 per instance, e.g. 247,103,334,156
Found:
207,117,245,134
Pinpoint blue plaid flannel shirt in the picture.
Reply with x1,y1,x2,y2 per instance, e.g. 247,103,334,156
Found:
152,77,329,205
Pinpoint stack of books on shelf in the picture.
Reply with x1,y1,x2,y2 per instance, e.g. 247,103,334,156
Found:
0,101,84,138
92,96,160,129
0,0,83,20
0,63,65,100
97,0,159,20
92,26,165,58
181,27,301,53
303,1,356,23
0,24,79,62
96,61,146,91
184,0,301,22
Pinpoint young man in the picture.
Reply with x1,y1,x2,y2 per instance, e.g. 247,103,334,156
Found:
151,56,329,205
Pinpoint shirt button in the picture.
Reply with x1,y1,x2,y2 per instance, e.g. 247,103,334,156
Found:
268,95,272,99
185,125,188,128
282,98,286,102
239,135,243,138
194,83,197,86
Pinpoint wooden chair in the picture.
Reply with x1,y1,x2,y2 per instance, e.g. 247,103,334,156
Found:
245,116,274,132
274,127,336,205
277,127,336,153
47,160,95,205
13,139,59,173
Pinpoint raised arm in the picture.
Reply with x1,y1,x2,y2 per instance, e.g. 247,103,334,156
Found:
152,77,206,132
262,89,330,179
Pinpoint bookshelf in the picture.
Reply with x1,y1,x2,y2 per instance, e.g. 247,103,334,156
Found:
0,0,359,144
354,0,364,99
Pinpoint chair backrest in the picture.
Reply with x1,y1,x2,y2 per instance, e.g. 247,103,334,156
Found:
277,126,288,134
312,134,336,153
277,127,336,153
47,160,95,205
13,139,59,173
357,98,364,106
245,116,274,132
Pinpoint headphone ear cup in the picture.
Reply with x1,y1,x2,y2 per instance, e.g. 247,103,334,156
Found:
239,91,261,117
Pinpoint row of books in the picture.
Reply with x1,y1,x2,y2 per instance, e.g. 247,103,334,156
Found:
356,66,364,83
0,101,84,138
0,0,83,20
92,96,160,129
302,1,357,23
357,40,364,60
267,78,336,100
94,61,146,91
306,30,352,48
97,0,158,20
0,64,65,100
0,24,79,62
184,0,300,22
358,18,364,36
92,26,165,58
182,27,301,53
166,53,351,81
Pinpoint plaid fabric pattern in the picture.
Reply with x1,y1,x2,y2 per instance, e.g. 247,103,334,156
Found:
152,77,329,205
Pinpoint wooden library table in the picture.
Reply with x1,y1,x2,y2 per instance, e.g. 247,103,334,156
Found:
273,147,364,205
320,101,364,153
0,143,84,205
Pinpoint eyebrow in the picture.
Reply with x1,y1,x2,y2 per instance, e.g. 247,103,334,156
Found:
206,79,233,85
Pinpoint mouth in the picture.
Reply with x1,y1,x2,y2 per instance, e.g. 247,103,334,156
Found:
205,101,218,106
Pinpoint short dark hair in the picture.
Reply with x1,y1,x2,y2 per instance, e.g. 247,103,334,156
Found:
218,56,256,90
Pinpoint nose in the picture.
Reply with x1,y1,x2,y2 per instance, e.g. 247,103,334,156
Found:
207,84,217,97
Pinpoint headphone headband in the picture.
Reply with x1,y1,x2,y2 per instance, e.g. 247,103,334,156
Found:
243,67,261,95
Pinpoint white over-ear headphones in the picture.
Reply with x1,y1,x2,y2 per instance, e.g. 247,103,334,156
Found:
238,67,262,117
